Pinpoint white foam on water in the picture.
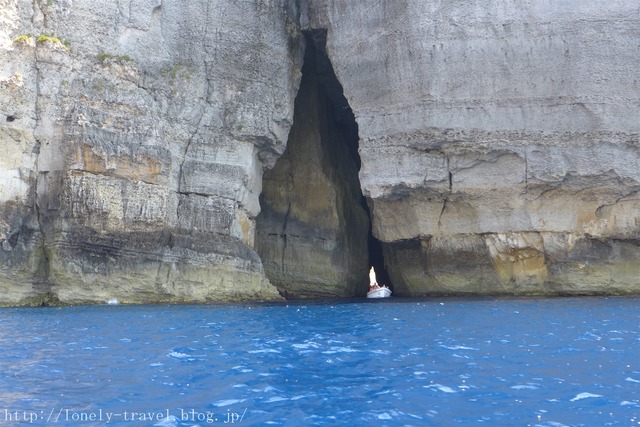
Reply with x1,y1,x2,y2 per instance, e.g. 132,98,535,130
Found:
291,394,315,401
440,345,478,351
625,377,640,383
248,349,280,354
322,346,359,354
265,396,288,403
153,415,178,427
570,392,602,401
377,413,392,420
452,353,471,359
511,384,539,390
292,343,316,349
425,384,457,393
212,399,246,407
167,351,190,359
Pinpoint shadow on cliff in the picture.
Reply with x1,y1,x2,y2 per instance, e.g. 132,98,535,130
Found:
255,29,392,298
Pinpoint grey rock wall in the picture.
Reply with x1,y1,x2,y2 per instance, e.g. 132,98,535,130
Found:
0,0,302,304
1,0,639,304
308,0,640,295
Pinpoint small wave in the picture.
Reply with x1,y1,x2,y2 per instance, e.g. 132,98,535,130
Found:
167,351,191,359
265,396,288,403
323,346,359,354
577,332,602,341
153,415,178,427
231,365,254,373
212,399,246,407
570,392,602,401
625,377,640,383
439,345,478,351
425,384,457,393
511,384,539,390
291,394,315,401
82,346,108,350
452,353,471,359
292,342,319,349
248,349,280,354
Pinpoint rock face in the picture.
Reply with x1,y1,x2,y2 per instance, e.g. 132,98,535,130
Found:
0,0,303,304
308,0,640,295
0,0,639,305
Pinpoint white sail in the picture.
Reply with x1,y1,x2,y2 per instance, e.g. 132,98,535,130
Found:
369,266,377,285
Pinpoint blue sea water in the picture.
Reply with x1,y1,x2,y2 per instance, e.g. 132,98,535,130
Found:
0,297,639,426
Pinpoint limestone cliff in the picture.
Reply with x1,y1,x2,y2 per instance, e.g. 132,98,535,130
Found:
0,0,303,304
1,0,639,305
308,0,640,295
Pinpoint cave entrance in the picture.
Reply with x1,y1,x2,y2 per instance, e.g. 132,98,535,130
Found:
255,29,391,297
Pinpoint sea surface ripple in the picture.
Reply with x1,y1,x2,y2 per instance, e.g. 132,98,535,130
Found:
0,297,639,426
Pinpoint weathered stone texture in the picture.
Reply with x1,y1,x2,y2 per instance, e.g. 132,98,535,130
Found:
1,0,639,303
308,0,640,295
255,41,369,298
0,0,303,304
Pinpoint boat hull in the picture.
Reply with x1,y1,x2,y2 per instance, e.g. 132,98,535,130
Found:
367,287,392,298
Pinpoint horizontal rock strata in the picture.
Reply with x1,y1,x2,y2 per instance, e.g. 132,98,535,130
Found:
308,0,640,295
0,0,638,304
0,0,303,304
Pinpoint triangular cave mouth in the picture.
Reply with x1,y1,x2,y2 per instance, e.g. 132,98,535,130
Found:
255,30,392,297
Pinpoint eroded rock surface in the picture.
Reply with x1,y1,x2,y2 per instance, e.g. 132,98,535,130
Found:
1,0,639,304
308,0,640,295
255,37,369,298
0,0,303,304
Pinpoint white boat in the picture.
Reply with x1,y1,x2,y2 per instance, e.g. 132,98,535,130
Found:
367,266,392,298
367,286,392,299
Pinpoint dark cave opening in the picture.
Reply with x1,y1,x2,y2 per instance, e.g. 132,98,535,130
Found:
303,29,392,292
255,30,391,297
